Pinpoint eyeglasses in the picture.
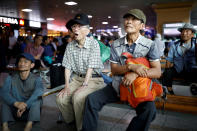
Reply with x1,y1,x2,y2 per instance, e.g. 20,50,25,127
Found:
71,24,88,30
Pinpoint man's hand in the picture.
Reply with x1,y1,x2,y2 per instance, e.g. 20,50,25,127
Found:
166,61,173,68
17,108,26,118
122,72,138,87
14,102,27,110
128,64,148,77
57,86,70,98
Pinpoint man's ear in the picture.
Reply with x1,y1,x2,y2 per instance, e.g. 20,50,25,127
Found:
84,28,90,36
31,63,35,69
140,23,145,30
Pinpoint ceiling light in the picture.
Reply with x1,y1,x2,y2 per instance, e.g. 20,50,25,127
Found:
47,18,55,21
102,22,108,25
88,15,92,18
65,1,78,5
21,9,32,12
90,27,93,29
113,26,118,28
108,16,111,18
164,23,183,28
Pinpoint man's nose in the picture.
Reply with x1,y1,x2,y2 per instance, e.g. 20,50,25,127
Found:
182,31,187,35
127,20,132,24
20,62,25,65
72,28,78,32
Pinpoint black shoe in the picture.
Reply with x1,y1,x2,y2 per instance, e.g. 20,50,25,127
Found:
167,87,174,95
162,86,167,100
56,113,63,124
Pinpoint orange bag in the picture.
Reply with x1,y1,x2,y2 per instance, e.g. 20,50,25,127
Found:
120,52,163,108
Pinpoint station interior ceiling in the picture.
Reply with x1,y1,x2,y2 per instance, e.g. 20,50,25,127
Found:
0,0,197,31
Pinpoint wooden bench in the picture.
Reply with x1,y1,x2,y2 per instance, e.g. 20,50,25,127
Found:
155,94,197,114
42,85,65,97
42,85,197,114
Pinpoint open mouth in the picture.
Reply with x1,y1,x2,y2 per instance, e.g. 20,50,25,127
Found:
74,33,79,37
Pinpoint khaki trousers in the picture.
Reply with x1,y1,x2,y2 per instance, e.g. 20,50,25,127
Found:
56,74,105,131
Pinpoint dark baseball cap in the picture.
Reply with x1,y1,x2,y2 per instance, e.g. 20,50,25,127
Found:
65,19,73,31
16,53,35,64
123,9,146,24
66,13,90,30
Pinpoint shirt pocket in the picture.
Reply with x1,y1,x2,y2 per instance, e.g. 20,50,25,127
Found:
134,47,149,57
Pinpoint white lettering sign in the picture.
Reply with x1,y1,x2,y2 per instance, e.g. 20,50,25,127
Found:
0,17,18,24
29,21,41,28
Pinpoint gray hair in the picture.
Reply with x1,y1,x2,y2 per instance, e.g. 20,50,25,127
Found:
83,25,90,29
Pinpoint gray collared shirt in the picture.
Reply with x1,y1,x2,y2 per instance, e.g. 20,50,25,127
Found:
109,35,160,94
62,37,104,75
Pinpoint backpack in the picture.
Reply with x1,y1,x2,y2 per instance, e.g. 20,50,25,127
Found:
95,38,110,63
119,52,163,108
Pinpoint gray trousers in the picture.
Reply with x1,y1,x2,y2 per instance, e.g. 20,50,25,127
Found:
1,100,42,123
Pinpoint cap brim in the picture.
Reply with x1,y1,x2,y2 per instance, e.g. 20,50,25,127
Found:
123,13,143,23
66,19,88,30
65,19,75,31
178,27,196,33
15,54,34,66
123,13,133,18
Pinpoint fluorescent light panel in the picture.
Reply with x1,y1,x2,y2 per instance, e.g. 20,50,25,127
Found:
21,9,32,12
65,1,78,5
47,18,55,21
102,22,108,24
88,15,92,18
163,23,183,28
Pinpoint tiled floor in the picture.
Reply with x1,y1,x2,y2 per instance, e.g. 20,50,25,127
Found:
0,69,197,131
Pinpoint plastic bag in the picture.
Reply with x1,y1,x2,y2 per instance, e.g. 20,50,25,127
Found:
95,39,110,63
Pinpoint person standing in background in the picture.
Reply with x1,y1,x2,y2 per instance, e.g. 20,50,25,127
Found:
7,31,17,63
154,33,165,58
24,35,44,69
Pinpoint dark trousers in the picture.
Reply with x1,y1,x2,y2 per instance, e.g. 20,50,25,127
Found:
34,60,42,69
162,67,177,87
162,67,197,87
82,84,156,131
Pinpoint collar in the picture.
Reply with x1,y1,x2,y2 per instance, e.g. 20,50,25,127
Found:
74,37,90,49
124,34,142,45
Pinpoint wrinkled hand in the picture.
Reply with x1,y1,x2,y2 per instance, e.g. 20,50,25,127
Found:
57,87,70,98
74,86,87,95
129,64,148,77
166,61,173,68
14,102,27,110
17,108,26,118
122,72,138,87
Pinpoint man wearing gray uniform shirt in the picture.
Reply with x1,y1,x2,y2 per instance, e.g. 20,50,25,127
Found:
82,9,161,131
